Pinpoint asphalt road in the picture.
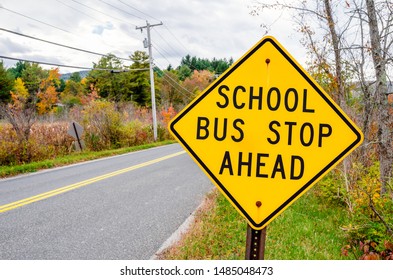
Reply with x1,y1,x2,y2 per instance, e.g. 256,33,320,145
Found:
0,144,213,259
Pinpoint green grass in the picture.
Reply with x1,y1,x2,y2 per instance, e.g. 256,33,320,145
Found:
0,140,175,178
159,183,352,260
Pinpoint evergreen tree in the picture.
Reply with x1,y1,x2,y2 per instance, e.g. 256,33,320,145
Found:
0,60,14,103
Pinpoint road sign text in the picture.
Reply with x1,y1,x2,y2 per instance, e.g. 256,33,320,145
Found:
195,84,334,181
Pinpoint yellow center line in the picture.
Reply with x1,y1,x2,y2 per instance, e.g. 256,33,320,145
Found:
0,151,186,214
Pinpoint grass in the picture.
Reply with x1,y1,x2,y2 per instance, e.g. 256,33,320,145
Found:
0,140,175,178
158,183,352,260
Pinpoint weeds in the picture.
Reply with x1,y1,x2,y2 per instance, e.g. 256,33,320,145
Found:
0,102,176,167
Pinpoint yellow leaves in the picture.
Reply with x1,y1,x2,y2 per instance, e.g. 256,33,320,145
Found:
37,68,60,115
10,78,29,109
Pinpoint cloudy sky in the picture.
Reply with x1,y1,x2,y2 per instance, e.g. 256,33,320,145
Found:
0,0,305,73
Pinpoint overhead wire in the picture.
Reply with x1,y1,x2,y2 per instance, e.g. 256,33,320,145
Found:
152,45,176,68
69,0,139,27
117,0,161,23
0,1,199,75
99,0,145,21
0,1,149,70
159,73,194,99
154,63,194,97
0,27,134,62
56,0,103,23
153,29,186,62
0,55,149,72
163,25,191,55
113,0,193,63
56,0,144,50
0,5,71,34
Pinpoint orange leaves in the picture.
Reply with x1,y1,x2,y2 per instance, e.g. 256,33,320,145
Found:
37,68,60,114
182,70,214,95
80,84,99,106
160,105,176,127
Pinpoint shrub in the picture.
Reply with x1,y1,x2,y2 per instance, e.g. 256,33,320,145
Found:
0,122,72,165
119,120,153,147
0,125,18,165
1,101,174,166
315,169,347,206
338,162,393,259
82,100,123,150
316,159,393,260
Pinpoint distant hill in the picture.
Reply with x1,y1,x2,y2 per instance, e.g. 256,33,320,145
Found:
60,70,89,80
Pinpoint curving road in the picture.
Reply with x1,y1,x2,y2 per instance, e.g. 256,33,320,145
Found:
0,144,213,259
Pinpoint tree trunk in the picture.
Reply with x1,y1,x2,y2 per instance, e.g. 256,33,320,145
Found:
323,0,345,107
365,0,392,195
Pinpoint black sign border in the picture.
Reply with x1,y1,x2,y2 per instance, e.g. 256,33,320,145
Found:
170,37,363,229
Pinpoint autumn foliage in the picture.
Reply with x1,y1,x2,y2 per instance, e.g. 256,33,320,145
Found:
37,69,60,114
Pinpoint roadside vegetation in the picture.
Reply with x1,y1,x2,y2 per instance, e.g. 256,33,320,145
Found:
0,141,174,178
0,54,232,169
158,185,351,260
0,0,392,260
158,172,392,260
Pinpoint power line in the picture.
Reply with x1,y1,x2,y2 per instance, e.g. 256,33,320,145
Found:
99,0,144,21
153,29,186,63
69,0,138,27
0,27,133,62
0,55,149,72
158,71,193,98
154,63,194,96
117,0,161,23
56,0,102,23
163,25,191,55
152,45,176,68
55,0,142,49
115,0,191,61
0,5,71,34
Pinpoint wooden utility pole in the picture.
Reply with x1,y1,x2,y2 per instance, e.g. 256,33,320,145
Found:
136,21,163,141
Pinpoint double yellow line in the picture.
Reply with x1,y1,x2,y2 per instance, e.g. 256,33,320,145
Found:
0,151,185,214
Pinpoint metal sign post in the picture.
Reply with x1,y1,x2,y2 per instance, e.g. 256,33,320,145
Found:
67,121,84,151
245,225,267,260
72,122,83,151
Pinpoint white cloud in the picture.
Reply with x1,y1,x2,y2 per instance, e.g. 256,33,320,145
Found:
0,0,306,73
92,21,115,35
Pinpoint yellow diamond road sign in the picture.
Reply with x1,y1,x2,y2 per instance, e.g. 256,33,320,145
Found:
169,36,363,230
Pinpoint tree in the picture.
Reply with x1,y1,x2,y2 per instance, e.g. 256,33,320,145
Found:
178,55,233,77
250,0,393,258
85,52,150,103
251,0,393,195
177,64,192,81
21,63,47,97
0,60,14,103
182,70,214,96
60,79,85,107
7,61,27,80
0,76,36,162
128,51,150,105
69,72,82,83
37,68,60,114
10,78,29,108
364,0,393,194
86,54,125,100
159,70,186,108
